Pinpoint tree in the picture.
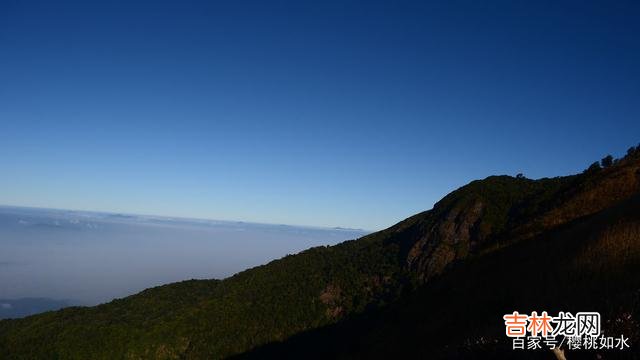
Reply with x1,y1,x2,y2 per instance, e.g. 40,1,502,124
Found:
627,145,640,158
516,173,525,179
601,155,614,168
585,162,601,173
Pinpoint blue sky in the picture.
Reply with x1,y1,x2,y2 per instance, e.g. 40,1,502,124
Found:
1,0,639,230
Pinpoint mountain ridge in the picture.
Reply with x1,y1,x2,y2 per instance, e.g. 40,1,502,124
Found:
1,146,639,359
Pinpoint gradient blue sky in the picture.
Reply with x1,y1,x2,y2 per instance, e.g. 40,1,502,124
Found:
1,0,639,230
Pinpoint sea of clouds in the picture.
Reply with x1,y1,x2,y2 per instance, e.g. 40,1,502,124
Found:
0,205,367,310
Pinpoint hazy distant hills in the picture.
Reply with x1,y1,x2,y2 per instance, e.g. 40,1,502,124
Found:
0,206,367,305
0,298,72,320
1,146,639,359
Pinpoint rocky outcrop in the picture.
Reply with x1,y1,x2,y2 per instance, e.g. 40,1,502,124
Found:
400,154,640,283
320,284,344,319
406,199,484,282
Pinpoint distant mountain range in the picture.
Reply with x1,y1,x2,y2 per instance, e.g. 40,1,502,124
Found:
0,298,72,320
0,206,367,306
1,145,639,359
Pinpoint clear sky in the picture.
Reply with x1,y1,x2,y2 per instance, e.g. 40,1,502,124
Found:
1,0,639,230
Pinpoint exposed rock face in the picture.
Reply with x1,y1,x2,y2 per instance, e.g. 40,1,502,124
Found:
407,200,484,282
399,155,640,284
320,284,344,319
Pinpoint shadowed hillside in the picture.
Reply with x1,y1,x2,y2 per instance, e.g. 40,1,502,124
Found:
1,146,639,359
236,193,640,359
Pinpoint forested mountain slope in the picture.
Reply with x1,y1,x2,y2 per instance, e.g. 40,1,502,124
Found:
1,146,639,359
238,190,640,359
